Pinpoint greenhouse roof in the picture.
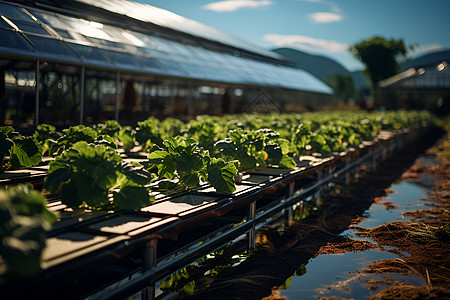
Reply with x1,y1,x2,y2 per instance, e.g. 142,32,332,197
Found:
0,0,333,95
74,0,281,60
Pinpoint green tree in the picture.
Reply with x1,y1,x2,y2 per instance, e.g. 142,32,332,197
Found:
326,73,355,103
349,36,409,105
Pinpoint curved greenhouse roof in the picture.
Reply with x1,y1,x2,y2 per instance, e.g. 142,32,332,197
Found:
0,0,333,95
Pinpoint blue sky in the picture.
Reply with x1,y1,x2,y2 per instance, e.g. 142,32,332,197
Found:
136,0,450,71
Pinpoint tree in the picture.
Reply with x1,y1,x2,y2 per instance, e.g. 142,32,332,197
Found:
326,73,355,103
349,36,408,105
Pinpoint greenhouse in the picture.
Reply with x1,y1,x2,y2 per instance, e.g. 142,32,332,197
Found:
0,0,332,130
379,61,450,113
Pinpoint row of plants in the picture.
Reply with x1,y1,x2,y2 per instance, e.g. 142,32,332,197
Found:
0,110,437,278
1,110,436,210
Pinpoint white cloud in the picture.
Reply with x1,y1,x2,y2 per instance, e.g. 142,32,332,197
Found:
308,12,342,23
203,0,273,12
263,33,348,53
301,0,344,23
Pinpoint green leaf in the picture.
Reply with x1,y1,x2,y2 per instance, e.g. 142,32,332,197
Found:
121,161,153,185
278,155,296,169
157,156,176,179
89,161,119,190
10,137,42,168
77,180,109,208
0,184,57,277
148,149,169,165
60,181,83,208
265,144,283,164
113,186,152,210
176,153,205,174
207,158,237,193
158,179,181,190
180,173,200,188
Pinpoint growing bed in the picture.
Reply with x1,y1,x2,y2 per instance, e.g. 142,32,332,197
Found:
0,111,436,298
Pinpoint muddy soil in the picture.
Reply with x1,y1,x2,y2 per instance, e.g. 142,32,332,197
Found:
184,127,450,300
306,129,450,300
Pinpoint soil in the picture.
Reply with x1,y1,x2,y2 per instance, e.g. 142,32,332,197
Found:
185,127,450,300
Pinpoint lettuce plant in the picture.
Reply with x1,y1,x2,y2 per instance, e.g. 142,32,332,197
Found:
214,129,295,171
0,184,57,277
0,126,42,174
94,120,135,151
32,124,60,156
148,136,237,193
48,125,116,157
44,141,154,210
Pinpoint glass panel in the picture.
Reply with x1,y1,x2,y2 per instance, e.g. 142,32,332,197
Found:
150,37,177,54
0,3,32,21
11,19,51,36
26,35,74,57
67,42,110,63
135,55,163,72
120,31,150,48
143,48,168,59
84,76,117,124
84,36,123,49
102,49,139,68
54,28,72,39
39,65,81,126
0,28,30,50
157,59,186,76
31,11,70,29
1,60,36,130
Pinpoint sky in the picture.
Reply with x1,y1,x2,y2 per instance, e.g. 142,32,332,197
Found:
136,0,450,71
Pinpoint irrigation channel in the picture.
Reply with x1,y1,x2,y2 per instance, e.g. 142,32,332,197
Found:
0,125,434,299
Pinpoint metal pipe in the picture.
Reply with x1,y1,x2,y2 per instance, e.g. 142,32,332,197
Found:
248,201,256,251
35,60,40,127
79,66,85,124
141,239,157,300
115,71,120,121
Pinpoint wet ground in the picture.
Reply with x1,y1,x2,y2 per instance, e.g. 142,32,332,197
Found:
157,127,450,300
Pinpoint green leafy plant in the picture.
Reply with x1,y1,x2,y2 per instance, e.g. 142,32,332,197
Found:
0,184,57,277
0,126,43,174
214,129,295,171
135,117,164,151
148,136,237,193
94,120,135,151
184,117,225,151
48,125,116,157
44,141,154,210
32,124,60,156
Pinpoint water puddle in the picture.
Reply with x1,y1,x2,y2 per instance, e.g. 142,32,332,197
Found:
279,179,433,299
280,250,423,299
343,180,431,239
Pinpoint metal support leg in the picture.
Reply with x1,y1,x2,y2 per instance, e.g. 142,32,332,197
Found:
141,239,157,300
345,157,351,185
285,181,295,225
313,171,323,205
35,60,40,128
372,150,378,171
248,201,256,252
382,145,388,160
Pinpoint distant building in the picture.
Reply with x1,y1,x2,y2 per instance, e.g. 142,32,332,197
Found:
0,0,332,130
379,61,450,115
